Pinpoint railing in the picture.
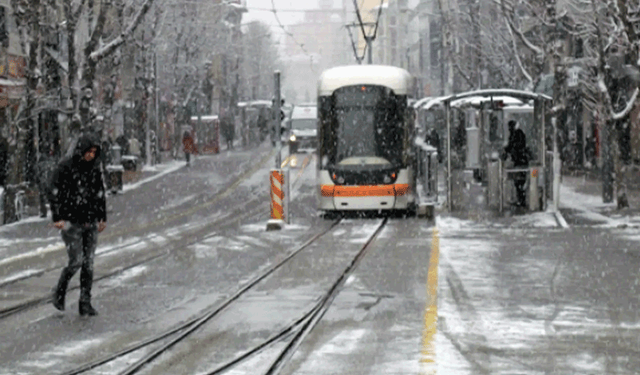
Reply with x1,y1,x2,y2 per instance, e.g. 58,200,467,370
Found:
500,165,544,213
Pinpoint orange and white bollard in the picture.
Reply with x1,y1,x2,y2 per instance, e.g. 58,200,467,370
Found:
267,169,287,231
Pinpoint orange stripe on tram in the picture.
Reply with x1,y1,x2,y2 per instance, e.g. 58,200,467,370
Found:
321,184,410,197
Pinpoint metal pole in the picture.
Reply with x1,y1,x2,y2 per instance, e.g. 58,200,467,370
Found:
274,71,282,168
367,37,373,64
145,60,151,167
552,116,561,211
541,100,547,211
446,100,452,211
154,51,159,165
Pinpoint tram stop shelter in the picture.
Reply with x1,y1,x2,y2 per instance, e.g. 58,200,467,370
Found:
436,89,552,214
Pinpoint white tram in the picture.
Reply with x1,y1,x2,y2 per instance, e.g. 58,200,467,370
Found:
316,65,417,214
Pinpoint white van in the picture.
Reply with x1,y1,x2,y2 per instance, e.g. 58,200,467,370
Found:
288,104,317,153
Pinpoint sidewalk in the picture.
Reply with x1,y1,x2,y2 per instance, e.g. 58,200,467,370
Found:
1,157,186,227
560,174,640,228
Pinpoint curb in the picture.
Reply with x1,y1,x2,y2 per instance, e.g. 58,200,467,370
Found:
554,210,570,229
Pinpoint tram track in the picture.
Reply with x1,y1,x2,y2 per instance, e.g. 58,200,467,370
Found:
58,218,343,375
57,218,388,375
0,148,276,278
0,200,268,320
0,153,314,322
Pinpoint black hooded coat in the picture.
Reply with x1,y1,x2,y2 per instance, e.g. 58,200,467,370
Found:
49,136,107,224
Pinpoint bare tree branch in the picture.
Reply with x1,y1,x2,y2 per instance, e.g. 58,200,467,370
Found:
501,0,545,58
505,16,533,86
89,0,155,62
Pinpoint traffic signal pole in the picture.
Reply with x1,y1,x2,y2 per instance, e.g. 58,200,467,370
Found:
274,71,282,168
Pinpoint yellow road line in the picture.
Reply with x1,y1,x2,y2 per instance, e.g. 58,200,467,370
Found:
420,227,439,373
294,155,312,182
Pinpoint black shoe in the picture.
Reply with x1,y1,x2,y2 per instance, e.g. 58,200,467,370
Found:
52,291,65,311
79,302,98,316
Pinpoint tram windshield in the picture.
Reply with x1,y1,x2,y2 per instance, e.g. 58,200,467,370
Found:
291,119,316,130
320,85,405,169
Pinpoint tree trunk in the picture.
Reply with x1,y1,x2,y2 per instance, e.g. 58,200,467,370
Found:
3,0,41,224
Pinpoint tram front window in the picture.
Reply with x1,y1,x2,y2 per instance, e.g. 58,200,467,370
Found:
328,86,404,168
336,109,377,163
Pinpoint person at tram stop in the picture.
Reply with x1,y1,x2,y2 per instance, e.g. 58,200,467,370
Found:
425,128,442,164
182,130,197,166
502,120,531,207
49,135,107,316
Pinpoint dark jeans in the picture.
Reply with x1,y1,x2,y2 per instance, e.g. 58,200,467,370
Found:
185,152,191,165
55,223,98,302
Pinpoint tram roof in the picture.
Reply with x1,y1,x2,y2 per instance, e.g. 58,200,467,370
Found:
318,65,413,96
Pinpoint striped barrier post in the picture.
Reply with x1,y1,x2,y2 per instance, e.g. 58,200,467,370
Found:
267,169,286,230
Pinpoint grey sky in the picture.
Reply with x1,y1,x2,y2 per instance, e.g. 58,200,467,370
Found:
243,0,343,27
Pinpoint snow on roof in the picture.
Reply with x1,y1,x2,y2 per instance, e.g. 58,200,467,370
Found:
0,78,24,87
414,96,433,108
450,95,526,108
291,105,317,119
191,115,219,121
421,96,449,111
318,65,413,96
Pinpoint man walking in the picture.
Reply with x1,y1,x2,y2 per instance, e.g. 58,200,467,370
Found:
49,135,107,316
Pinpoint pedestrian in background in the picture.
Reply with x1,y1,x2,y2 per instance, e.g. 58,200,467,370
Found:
128,135,141,159
36,145,57,218
0,135,7,187
49,135,107,316
182,130,197,166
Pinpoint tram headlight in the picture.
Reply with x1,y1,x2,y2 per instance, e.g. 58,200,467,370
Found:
383,175,392,184
289,134,296,142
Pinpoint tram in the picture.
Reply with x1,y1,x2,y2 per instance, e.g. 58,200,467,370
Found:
316,65,417,214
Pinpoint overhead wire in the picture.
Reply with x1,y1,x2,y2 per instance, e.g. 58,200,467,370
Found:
348,0,385,64
270,0,317,73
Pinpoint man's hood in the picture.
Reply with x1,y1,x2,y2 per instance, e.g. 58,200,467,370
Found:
73,135,101,163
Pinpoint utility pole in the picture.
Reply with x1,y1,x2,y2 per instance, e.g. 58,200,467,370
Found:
274,71,281,168
351,0,384,65
145,50,152,167
548,0,565,209
154,51,159,165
